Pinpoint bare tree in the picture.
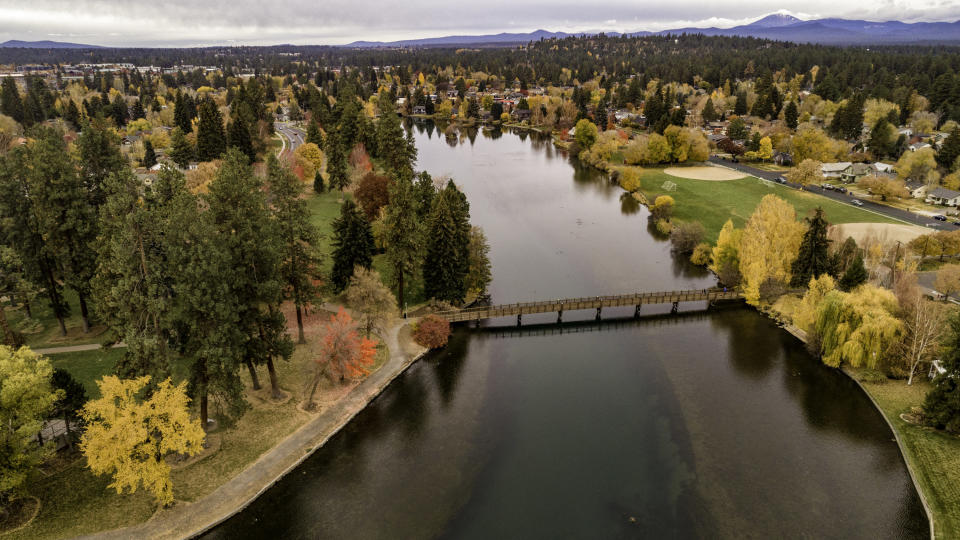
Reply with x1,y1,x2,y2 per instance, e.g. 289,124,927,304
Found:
896,275,947,384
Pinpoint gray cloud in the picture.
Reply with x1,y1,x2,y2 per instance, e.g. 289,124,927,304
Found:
1,0,959,46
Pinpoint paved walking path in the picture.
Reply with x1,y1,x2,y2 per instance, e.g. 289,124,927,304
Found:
80,318,425,540
33,342,124,355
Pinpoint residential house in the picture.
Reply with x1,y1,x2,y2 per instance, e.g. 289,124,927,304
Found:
926,187,960,206
773,152,793,166
412,105,427,115
821,162,853,179
905,180,928,199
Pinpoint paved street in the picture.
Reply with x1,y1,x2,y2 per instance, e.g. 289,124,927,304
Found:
708,156,950,230
275,122,306,154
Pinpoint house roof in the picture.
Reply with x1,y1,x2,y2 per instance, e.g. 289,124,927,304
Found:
905,180,926,191
928,187,960,200
821,162,853,172
848,163,873,175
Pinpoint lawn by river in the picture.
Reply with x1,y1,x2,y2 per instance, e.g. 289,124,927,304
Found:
632,168,900,242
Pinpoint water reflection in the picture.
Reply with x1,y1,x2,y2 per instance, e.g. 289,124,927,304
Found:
205,121,927,540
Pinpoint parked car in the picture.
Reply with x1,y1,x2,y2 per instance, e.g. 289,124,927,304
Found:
850,199,863,207
934,215,948,221
952,220,960,227
835,187,847,194
775,176,787,184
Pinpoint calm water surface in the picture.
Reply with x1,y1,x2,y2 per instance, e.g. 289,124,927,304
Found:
206,123,927,539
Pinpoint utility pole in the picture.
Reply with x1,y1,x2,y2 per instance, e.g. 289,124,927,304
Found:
889,240,902,288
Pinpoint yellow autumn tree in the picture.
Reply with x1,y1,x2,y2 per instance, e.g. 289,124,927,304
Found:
709,219,743,287
80,376,205,506
738,195,805,304
814,285,902,369
792,274,837,333
294,142,325,182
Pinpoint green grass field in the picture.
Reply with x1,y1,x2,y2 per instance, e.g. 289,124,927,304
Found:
5,288,110,350
48,348,125,399
634,168,901,242
853,371,960,539
305,190,428,308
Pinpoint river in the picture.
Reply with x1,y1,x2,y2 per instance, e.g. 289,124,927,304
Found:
204,122,928,539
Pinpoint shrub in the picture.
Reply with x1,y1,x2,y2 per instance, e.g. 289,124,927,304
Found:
617,168,642,192
414,315,452,349
655,219,673,235
670,222,706,254
650,195,675,221
690,242,712,266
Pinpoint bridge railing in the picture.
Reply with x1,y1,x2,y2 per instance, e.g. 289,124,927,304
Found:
433,288,742,320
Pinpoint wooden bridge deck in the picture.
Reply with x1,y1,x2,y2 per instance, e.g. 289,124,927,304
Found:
434,288,743,323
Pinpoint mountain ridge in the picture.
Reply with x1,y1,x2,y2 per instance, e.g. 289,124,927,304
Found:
0,39,103,49
344,15,960,47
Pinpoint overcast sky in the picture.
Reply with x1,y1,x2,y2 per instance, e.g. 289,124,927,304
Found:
2,0,960,47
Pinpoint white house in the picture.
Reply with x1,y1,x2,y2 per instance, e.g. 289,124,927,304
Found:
905,180,928,199
926,187,960,206
821,162,853,179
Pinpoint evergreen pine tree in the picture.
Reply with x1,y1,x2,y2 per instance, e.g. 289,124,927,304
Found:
423,181,471,304
937,128,960,170
131,99,146,120
65,100,80,129
207,150,292,398
734,91,748,116
330,199,374,291
701,98,717,123
93,167,182,381
306,120,323,149
784,101,799,129
267,155,322,344
227,115,255,164
142,140,157,168
327,132,350,191
790,208,832,287
384,171,420,311
173,92,192,135
196,98,226,162
168,127,194,168
839,254,868,291
313,170,324,193
923,313,960,433
0,76,23,123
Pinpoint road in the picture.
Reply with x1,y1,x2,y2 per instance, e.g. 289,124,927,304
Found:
708,156,950,230
916,271,960,303
275,122,306,154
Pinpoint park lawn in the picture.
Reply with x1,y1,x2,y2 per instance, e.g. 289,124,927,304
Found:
6,288,110,350
48,347,125,399
634,168,901,242
306,189,350,277
851,370,960,539
15,323,391,539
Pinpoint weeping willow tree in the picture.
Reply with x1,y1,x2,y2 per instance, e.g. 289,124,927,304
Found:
814,284,902,370
792,274,837,334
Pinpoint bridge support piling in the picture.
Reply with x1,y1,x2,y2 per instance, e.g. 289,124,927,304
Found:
474,318,480,328
634,304,642,318
517,313,522,327
595,307,602,321
671,301,679,314
557,309,563,324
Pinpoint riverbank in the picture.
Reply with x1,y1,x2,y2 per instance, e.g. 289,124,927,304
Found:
766,299,951,539
72,318,428,540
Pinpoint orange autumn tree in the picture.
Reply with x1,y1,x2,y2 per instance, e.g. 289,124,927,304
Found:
306,308,377,408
